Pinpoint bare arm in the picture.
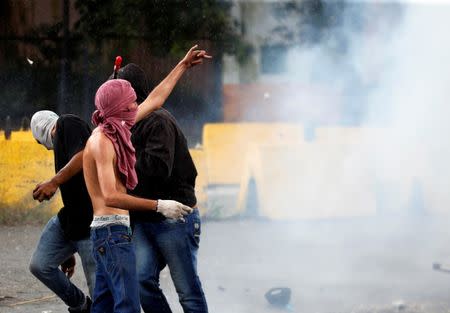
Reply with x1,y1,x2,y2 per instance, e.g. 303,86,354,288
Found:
93,137,158,211
33,150,84,202
135,45,212,123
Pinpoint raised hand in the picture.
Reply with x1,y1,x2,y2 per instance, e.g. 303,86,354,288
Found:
180,44,212,68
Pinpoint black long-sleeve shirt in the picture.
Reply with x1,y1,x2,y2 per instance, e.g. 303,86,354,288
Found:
130,108,197,223
54,115,93,240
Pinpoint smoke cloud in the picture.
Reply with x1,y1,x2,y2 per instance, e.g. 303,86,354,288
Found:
217,2,450,311
245,1,450,217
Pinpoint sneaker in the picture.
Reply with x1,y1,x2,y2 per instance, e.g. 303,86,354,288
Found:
68,296,92,313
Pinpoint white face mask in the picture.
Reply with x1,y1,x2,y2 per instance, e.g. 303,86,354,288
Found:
30,110,59,150
42,128,55,150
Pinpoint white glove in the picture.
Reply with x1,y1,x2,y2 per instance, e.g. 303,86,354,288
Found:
156,200,193,219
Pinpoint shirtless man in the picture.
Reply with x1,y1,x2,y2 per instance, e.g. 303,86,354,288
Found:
83,78,195,313
84,46,210,313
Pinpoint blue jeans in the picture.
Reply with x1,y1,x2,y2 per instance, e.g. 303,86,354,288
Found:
90,225,140,313
29,216,96,308
134,209,208,313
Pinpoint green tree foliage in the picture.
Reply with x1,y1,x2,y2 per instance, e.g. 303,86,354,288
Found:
74,0,241,57
0,0,243,137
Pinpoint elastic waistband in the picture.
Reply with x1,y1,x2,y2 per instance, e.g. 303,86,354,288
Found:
91,214,130,228
90,224,131,237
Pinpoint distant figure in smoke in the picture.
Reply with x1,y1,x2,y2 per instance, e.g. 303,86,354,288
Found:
29,110,95,313
110,45,211,313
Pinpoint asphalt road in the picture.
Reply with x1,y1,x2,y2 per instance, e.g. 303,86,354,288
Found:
1,216,450,313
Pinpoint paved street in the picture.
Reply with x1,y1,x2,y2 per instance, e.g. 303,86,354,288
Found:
1,217,450,313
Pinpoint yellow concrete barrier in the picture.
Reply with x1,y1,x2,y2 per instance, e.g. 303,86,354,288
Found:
202,123,304,185
237,143,377,219
201,123,304,217
0,131,212,220
189,148,208,216
0,131,62,220
4,127,445,221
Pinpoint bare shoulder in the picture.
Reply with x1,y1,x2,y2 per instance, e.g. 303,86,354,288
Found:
86,128,115,159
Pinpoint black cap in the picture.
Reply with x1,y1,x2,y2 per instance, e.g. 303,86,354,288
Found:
109,63,150,104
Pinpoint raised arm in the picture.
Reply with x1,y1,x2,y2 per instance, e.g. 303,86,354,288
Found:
135,45,212,123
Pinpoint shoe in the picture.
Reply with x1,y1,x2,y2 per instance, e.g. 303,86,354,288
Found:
68,296,92,313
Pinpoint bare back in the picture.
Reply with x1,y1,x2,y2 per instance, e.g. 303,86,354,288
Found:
83,128,129,216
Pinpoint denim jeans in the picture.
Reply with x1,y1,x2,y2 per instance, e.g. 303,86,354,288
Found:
134,209,208,313
29,216,96,308
90,225,140,313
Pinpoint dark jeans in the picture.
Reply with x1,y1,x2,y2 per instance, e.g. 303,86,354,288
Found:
90,225,140,313
29,216,95,308
134,209,208,313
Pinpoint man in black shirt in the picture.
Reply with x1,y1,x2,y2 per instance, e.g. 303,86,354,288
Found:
113,48,209,313
29,111,94,313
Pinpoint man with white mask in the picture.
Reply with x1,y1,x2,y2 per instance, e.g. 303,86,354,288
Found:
29,111,95,313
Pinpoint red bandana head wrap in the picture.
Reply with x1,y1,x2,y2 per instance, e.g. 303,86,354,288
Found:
92,79,138,190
